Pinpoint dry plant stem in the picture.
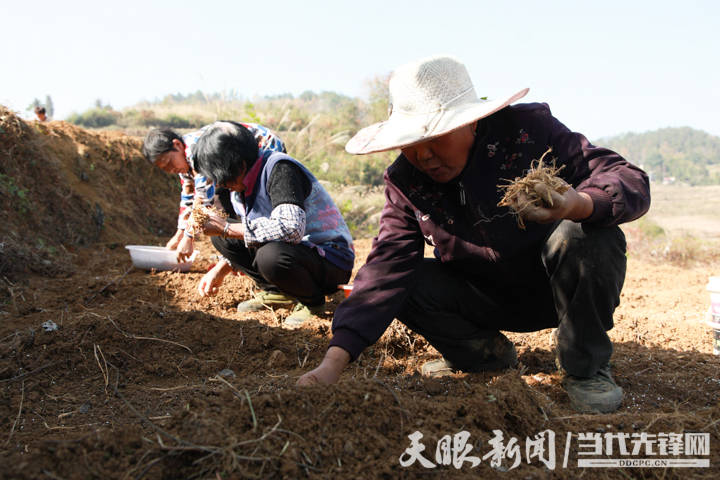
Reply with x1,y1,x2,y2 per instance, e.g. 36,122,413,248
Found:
209,375,258,430
140,384,203,392
107,316,193,354
132,456,164,480
44,422,101,431
41,470,67,480
116,387,199,450
0,362,55,384
94,344,110,392
5,380,24,446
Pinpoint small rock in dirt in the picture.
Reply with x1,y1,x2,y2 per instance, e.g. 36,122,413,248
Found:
344,440,354,455
267,350,286,367
41,321,58,332
423,379,444,395
79,402,91,414
218,369,236,378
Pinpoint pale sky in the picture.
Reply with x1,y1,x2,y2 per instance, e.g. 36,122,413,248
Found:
2,0,718,140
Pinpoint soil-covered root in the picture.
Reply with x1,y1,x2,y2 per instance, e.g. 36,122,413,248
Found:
497,147,569,229
185,200,228,236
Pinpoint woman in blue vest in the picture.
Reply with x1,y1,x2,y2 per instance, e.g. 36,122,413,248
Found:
191,121,355,327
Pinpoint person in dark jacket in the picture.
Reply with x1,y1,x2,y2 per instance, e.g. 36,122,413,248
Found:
297,55,650,413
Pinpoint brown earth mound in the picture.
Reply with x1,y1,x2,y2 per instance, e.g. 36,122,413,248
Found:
1,112,719,479
0,107,177,279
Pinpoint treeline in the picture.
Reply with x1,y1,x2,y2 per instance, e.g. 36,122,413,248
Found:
600,127,720,185
66,81,395,186
65,89,720,187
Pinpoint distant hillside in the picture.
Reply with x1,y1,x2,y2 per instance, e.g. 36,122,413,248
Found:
599,127,720,185
65,90,720,187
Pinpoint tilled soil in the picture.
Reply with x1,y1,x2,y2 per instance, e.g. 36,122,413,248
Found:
1,109,718,478
1,237,719,479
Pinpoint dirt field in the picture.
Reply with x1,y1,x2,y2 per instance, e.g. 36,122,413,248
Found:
1,110,719,479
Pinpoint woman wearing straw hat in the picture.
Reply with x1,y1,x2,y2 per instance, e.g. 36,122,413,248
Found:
297,55,651,413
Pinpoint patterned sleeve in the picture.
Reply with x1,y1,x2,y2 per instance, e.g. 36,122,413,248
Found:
244,204,306,246
178,127,216,232
177,172,195,230
241,122,286,156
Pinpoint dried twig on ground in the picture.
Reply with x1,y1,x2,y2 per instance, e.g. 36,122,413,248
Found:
5,380,24,446
107,316,193,354
0,362,55,384
497,147,570,229
209,375,258,430
93,344,109,393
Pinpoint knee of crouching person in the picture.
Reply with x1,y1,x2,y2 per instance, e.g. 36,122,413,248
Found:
255,243,294,282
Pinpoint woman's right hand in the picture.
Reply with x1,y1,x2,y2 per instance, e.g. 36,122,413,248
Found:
175,235,194,263
197,260,232,297
296,347,350,386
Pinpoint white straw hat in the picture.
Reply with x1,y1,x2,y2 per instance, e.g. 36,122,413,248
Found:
346,55,529,155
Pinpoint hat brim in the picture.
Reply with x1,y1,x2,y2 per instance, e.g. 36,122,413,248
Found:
346,88,529,155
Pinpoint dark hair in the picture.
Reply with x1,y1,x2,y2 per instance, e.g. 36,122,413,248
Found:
193,122,259,186
34,106,46,115
141,128,183,164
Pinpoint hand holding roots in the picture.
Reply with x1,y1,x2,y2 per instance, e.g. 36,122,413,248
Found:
497,148,570,229
185,199,228,236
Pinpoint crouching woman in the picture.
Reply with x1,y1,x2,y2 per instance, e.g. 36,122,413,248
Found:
191,121,355,327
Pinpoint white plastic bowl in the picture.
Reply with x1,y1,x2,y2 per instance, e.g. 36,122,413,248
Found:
125,245,197,272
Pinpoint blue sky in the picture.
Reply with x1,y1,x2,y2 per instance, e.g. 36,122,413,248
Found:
1,0,718,140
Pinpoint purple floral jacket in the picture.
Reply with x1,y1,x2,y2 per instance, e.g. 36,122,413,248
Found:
330,103,651,361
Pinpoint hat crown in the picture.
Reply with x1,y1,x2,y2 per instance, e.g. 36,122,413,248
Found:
389,56,478,116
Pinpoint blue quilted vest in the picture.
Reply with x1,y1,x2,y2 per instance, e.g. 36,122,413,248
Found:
239,152,355,271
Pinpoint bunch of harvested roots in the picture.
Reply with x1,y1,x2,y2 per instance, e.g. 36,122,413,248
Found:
497,148,569,229
186,199,228,236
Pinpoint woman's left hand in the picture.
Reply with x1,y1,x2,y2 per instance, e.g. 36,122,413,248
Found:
516,183,594,224
199,214,227,236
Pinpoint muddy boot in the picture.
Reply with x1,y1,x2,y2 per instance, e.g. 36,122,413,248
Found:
283,303,325,328
237,291,294,313
420,333,518,378
562,365,623,413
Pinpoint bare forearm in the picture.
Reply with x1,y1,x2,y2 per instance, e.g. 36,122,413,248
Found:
224,221,245,241
297,346,351,386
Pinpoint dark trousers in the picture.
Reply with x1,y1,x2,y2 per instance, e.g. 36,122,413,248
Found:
211,237,352,307
396,221,627,377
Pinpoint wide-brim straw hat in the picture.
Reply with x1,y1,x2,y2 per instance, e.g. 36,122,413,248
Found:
346,55,529,155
